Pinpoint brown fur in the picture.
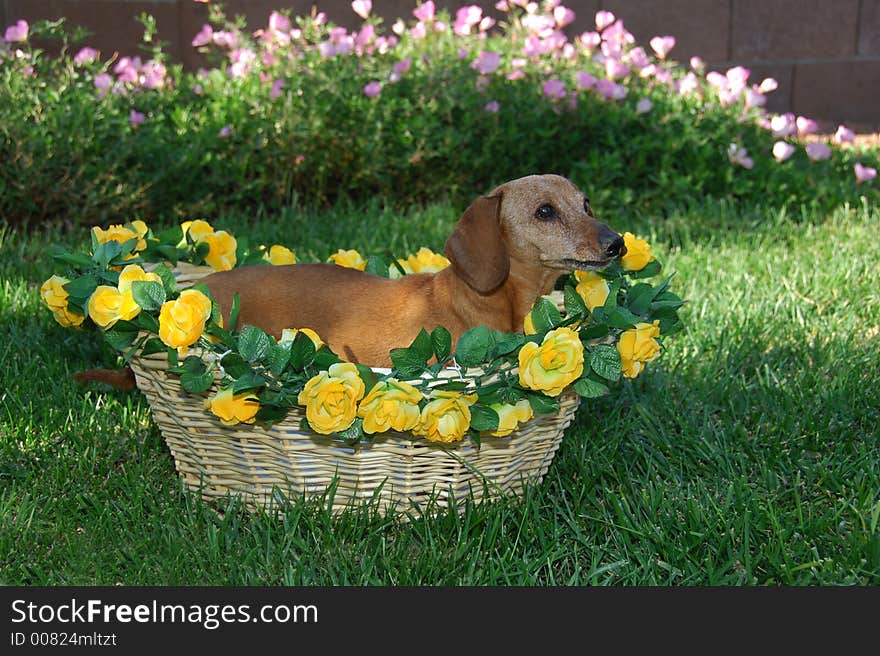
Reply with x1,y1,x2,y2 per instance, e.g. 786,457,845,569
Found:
76,174,624,385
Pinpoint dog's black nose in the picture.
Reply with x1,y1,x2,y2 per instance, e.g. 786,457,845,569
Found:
603,234,626,259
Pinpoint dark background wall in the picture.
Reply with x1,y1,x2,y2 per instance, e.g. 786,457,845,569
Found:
3,0,878,127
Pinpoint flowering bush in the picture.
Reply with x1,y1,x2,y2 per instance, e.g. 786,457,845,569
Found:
41,217,684,445
2,3,876,225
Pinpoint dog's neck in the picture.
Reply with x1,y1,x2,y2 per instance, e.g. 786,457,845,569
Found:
436,257,560,334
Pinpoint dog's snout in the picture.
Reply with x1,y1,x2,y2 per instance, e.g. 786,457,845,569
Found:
599,228,626,259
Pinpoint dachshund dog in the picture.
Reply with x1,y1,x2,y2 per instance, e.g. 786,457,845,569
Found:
203,174,624,365
75,174,624,385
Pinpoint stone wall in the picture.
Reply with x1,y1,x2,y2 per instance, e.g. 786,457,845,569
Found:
2,0,878,126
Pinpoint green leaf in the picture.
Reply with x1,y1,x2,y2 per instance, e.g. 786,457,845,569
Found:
103,327,138,351
136,311,159,334
580,323,610,340
336,417,364,443
157,225,183,246
530,296,562,333
289,333,317,370
156,244,182,264
237,325,272,362
627,283,656,316
131,281,166,312
409,328,433,363
312,347,341,371
232,372,267,394
355,365,379,394
220,353,251,378
431,326,452,363
454,325,492,367
229,293,241,332
573,376,610,398
365,255,391,278
627,260,662,279
526,393,559,415
139,337,167,356
92,240,125,268
469,404,500,432
63,275,100,305
563,285,588,319
49,246,94,269
152,264,179,296
490,331,525,358
590,345,622,381
606,307,641,329
433,380,470,392
169,355,206,375
180,370,214,394
266,344,291,376
390,347,429,378
255,404,289,423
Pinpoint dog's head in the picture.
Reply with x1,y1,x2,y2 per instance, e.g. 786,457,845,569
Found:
444,174,625,293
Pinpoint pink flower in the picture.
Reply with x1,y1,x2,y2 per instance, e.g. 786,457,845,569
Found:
218,125,233,138
758,77,778,93
414,1,435,22
579,31,601,50
363,81,382,97
484,100,500,113
676,72,699,96
73,47,99,65
473,51,501,75
727,143,753,169
454,6,483,36
228,48,256,78
649,35,675,60
355,24,375,50
770,113,796,138
212,31,238,49
627,47,650,71
595,78,626,100
389,56,412,82
479,16,496,32
636,97,652,114
392,20,405,35
351,0,372,20
595,10,615,31
725,66,750,94
706,71,727,89
495,0,510,11
689,56,705,72
4,19,28,43
854,163,877,184
270,78,285,99
576,71,597,90
834,125,855,144
554,6,576,28
410,21,427,39
805,142,831,161
93,73,112,95
604,57,630,80
140,61,166,89
796,116,818,135
772,141,795,162
744,87,766,108
269,11,291,33
506,69,525,81
542,78,566,100
475,75,490,93
192,24,213,48
129,110,145,127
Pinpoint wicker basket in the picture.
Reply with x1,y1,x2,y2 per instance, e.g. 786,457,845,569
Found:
130,264,580,513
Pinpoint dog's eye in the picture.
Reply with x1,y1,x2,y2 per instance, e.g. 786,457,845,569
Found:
535,204,558,221
583,197,592,215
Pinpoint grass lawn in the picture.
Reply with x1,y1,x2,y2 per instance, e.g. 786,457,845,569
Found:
1,198,878,585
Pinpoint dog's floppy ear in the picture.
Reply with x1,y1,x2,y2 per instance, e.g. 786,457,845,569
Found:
444,192,509,294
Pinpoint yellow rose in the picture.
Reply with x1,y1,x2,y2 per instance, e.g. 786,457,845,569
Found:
279,327,324,350
357,379,423,434
203,230,237,271
87,285,140,328
181,219,215,243
328,249,366,270
207,388,260,426
490,400,534,437
617,320,661,379
393,247,450,276
91,223,147,251
40,275,85,328
298,362,365,435
518,326,584,397
574,270,610,311
620,232,655,272
523,311,537,335
263,244,297,266
412,390,477,443
158,289,213,349
117,264,162,293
